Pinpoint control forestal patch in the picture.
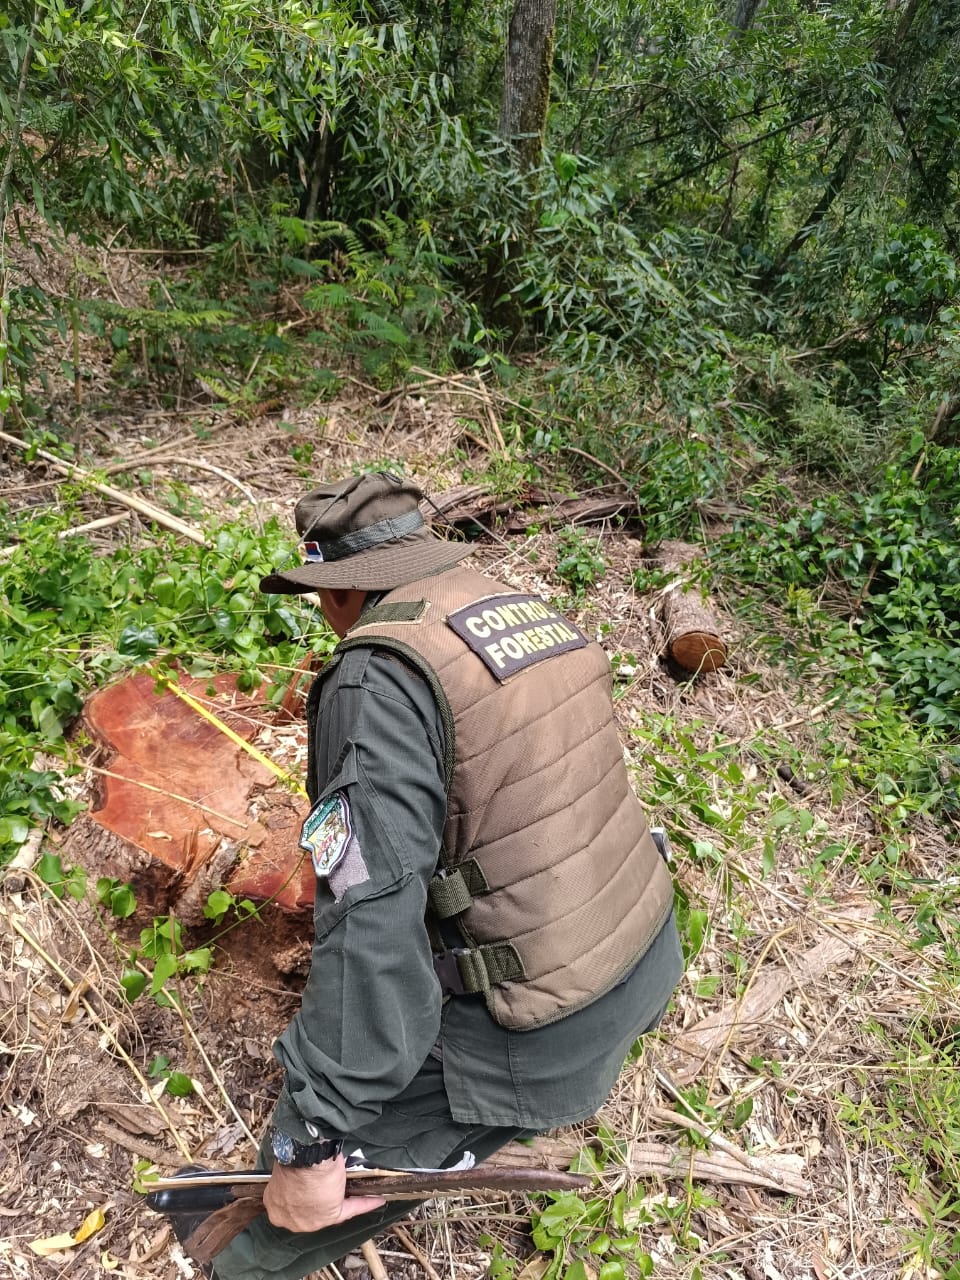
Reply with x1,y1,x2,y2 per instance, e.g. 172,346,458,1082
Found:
446,592,588,681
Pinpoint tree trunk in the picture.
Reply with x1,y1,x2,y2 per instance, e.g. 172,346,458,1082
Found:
729,0,764,34
300,118,341,224
498,0,557,172
775,125,862,264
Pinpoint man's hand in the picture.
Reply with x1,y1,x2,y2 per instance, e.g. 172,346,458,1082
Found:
262,1156,386,1234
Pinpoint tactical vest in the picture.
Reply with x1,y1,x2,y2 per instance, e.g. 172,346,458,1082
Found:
318,565,675,1031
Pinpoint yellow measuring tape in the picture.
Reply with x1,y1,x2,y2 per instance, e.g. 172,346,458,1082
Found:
157,673,308,800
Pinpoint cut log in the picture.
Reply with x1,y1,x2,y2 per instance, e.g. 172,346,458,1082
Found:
654,540,728,674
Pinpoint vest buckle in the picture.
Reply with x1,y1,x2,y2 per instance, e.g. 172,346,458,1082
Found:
432,949,468,996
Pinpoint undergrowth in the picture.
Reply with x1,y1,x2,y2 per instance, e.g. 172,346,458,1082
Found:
0,500,333,866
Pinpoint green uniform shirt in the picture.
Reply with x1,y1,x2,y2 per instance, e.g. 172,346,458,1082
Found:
273,637,683,1150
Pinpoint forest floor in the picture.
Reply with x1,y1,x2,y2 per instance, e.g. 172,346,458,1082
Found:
2,238,958,1280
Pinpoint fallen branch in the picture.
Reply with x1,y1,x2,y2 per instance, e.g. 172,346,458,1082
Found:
625,1141,809,1195
165,456,263,530
97,1121,172,1167
667,908,871,1081
490,1136,809,1196
474,371,507,453
721,696,840,745
649,1105,803,1195
362,1240,390,1280
0,429,207,545
560,445,634,493
392,1224,443,1280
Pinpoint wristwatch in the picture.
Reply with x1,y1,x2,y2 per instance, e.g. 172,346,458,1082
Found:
270,1126,343,1168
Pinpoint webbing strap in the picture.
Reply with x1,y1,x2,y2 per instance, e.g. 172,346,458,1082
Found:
355,600,426,626
427,860,489,918
309,509,425,562
455,942,525,994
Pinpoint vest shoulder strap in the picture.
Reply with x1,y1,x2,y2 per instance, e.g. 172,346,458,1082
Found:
332,630,457,793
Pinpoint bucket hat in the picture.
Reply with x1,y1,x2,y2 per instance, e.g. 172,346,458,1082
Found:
259,471,471,593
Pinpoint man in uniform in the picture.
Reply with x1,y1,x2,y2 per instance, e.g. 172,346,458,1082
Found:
209,471,683,1280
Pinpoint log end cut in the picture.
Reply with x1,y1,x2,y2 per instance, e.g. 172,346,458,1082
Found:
668,630,728,674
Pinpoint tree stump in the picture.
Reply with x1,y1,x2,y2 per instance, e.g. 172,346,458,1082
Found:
78,671,313,917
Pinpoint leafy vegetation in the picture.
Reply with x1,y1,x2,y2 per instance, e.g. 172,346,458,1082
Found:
0,500,332,865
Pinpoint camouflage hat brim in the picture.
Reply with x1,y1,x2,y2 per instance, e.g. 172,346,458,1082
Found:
259,530,472,594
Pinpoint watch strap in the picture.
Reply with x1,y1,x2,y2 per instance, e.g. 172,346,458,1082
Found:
270,1127,343,1168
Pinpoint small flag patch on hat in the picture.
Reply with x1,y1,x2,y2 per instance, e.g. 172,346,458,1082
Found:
303,541,325,562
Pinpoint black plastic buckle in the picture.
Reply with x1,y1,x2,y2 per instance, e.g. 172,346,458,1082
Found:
433,950,466,995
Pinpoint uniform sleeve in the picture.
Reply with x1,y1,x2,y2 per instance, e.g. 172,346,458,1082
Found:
271,648,446,1140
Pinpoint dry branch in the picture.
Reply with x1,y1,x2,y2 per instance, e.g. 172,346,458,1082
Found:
165,455,262,528
425,483,632,533
0,511,130,560
392,1225,443,1280
490,1136,809,1195
667,908,871,1081
0,429,207,544
361,1241,389,1280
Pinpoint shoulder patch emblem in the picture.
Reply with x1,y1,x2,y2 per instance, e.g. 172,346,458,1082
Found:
300,792,353,879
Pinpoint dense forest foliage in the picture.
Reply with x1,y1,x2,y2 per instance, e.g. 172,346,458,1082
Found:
2,0,958,813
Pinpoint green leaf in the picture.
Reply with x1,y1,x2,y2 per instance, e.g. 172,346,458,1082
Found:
204,889,233,922
165,1072,195,1097
119,623,160,657
0,816,30,847
36,851,66,897
684,909,708,959
150,952,178,995
564,1263,590,1280
181,947,213,974
65,866,88,900
120,970,148,1002
795,809,814,836
728,1098,754,1129
110,883,137,917
35,703,63,740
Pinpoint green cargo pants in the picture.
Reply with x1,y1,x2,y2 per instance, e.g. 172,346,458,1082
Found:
211,1056,527,1280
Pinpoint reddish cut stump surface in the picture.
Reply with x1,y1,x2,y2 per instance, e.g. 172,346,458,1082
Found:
226,791,315,913
84,672,314,912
